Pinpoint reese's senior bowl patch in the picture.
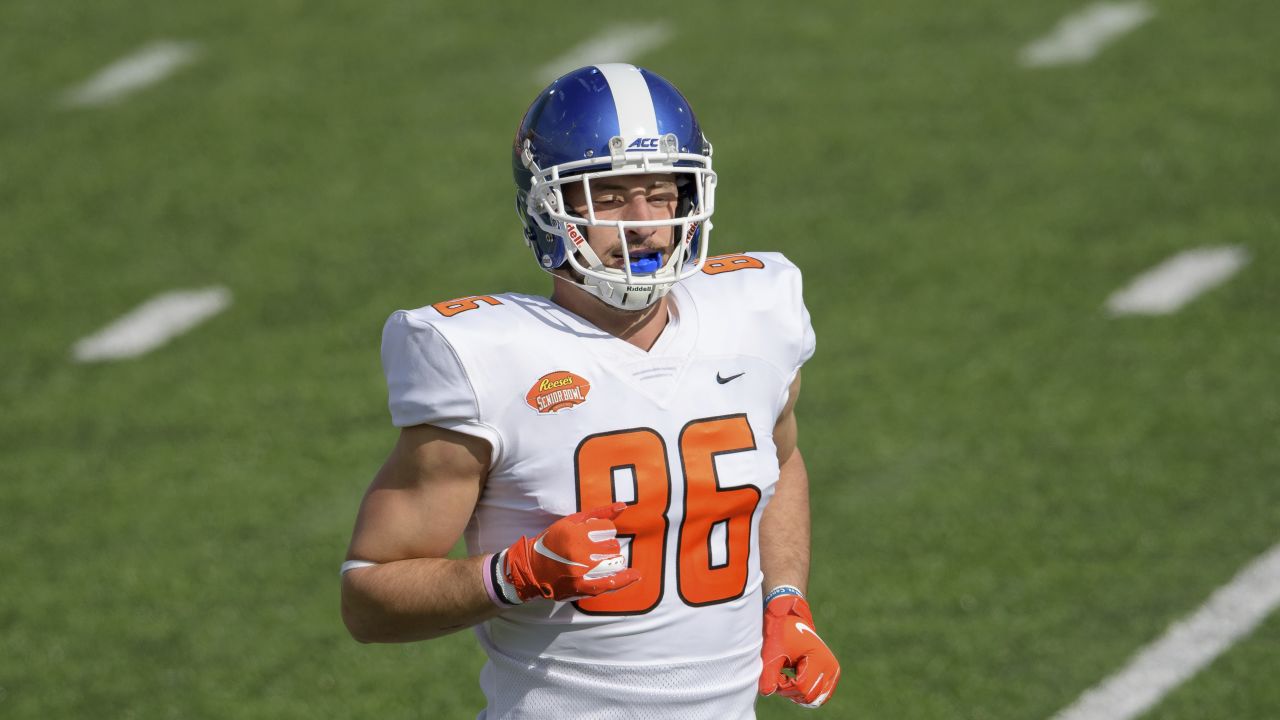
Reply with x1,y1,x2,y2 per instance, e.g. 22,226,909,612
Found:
526,371,591,414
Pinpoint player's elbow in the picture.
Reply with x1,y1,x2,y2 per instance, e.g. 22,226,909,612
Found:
340,577,444,644
342,604,455,644
343,601,421,644
341,598,379,643
340,576,390,644
340,569,467,643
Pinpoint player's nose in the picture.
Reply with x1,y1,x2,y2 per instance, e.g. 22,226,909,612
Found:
621,193,657,221
623,205,656,238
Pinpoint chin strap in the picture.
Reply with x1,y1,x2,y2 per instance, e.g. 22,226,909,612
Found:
561,222,671,311
581,274,665,311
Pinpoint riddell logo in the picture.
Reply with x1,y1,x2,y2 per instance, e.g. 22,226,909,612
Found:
526,371,592,414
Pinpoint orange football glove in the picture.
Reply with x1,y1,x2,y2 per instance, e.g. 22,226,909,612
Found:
498,503,642,602
759,591,841,708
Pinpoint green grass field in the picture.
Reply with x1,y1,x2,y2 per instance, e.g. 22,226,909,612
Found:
3,1,1278,717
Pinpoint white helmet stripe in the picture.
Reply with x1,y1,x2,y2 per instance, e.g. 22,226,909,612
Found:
595,64,658,140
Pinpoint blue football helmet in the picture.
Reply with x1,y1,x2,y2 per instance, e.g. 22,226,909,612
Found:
513,64,717,311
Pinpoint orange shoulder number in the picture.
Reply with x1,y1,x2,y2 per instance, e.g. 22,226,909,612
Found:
431,295,502,318
701,253,765,275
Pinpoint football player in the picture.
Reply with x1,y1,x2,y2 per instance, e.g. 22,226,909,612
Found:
341,63,840,717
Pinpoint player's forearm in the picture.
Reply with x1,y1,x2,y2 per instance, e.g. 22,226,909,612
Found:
341,555,502,643
760,447,811,593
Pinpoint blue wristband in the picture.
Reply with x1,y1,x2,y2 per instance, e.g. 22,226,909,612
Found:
764,584,805,606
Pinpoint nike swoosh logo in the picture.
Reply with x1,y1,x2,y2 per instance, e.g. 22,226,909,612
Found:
716,372,745,384
795,622,832,650
533,535,587,568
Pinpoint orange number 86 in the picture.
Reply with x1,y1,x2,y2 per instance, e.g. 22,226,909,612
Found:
572,415,760,614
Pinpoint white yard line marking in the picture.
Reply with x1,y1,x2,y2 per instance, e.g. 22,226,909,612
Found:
1020,2,1154,67
61,40,200,107
535,23,671,83
72,287,231,362
1051,541,1280,720
1106,246,1249,316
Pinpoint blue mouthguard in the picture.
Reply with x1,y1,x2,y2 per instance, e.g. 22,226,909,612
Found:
629,252,663,274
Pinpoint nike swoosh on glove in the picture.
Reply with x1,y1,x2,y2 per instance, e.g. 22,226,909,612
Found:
759,594,841,708
502,502,642,602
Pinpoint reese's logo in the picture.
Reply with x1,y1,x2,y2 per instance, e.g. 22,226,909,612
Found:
526,371,592,414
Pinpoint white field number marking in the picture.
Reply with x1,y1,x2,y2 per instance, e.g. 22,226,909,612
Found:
1051,541,1280,720
535,23,671,82
62,40,200,107
72,287,231,362
1106,246,1249,316
1020,2,1154,67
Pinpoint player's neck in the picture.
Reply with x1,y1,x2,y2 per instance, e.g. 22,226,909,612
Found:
550,278,670,352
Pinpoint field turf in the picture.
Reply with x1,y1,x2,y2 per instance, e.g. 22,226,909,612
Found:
2,1,1277,718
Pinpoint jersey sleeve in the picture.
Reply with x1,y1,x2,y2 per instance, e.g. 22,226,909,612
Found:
380,309,502,455
767,254,816,418
794,269,817,372
758,252,816,376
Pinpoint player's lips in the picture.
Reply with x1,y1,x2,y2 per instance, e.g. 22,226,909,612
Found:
608,247,666,266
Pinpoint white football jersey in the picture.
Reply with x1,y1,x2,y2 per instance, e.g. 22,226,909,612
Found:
381,252,816,719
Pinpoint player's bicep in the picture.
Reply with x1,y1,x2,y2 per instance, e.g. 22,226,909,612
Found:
346,424,489,563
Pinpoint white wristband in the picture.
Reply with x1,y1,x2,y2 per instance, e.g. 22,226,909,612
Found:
490,550,524,605
764,584,805,606
341,559,379,576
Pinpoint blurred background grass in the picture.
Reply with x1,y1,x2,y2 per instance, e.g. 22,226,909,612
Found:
2,1,1277,717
